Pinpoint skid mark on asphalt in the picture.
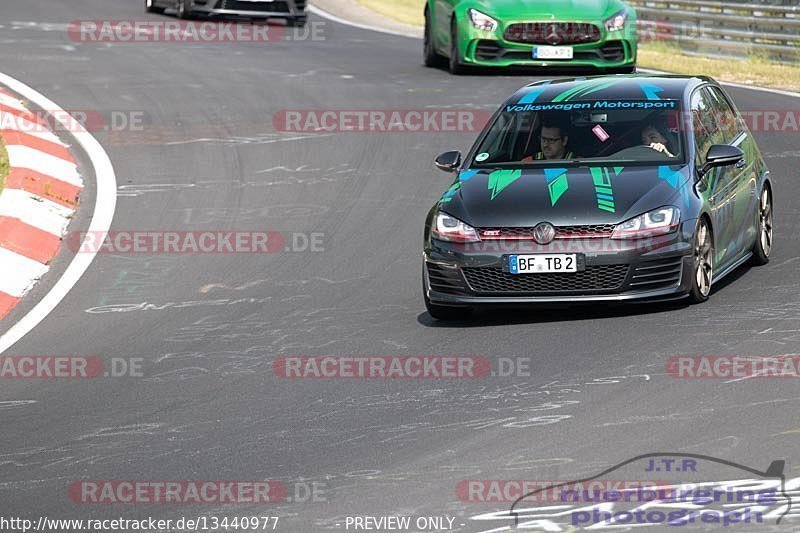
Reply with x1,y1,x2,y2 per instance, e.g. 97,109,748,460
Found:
0,400,36,409
179,204,331,224
165,133,333,146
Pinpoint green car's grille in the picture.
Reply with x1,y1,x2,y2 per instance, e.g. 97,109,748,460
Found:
475,41,626,63
504,22,601,45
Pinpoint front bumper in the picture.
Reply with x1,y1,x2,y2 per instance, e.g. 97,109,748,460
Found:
192,0,306,18
424,222,695,306
457,19,637,69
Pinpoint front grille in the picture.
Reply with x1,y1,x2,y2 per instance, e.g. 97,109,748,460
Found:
504,22,601,45
463,265,629,294
220,0,290,12
426,263,468,295
629,257,683,291
479,225,615,240
473,40,627,65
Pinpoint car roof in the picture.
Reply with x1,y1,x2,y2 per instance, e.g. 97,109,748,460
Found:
508,74,715,105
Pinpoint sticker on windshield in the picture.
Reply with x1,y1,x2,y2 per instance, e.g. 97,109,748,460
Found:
592,125,610,142
475,152,490,162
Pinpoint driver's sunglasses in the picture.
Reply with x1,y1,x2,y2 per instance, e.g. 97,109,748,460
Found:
541,136,563,145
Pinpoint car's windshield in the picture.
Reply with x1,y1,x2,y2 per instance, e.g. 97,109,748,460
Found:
472,99,685,167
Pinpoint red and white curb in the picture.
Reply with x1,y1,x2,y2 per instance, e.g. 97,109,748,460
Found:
0,89,84,320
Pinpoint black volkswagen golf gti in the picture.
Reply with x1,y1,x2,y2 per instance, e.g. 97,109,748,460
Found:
423,75,774,319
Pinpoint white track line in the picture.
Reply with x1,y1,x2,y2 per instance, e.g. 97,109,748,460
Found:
0,72,117,354
309,7,800,100
308,5,420,39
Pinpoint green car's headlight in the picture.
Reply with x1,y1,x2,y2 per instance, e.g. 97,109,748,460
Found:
468,8,498,32
604,9,629,32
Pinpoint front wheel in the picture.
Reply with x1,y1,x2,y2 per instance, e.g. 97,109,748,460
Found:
751,185,773,265
424,9,445,67
448,19,468,75
145,0,165,13
689,218,714,303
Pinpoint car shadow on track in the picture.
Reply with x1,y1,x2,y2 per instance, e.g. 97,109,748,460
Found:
426,65,626,78
417,299,690,328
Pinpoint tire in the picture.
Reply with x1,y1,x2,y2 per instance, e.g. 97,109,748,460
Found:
176,0,194,19
287,17,307,28
423,270,472,320
145,0,165,13
423,8,445,67
689,218,714,303
448,19,468,75
751,185,773,265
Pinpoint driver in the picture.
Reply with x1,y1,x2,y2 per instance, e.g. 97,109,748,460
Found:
523,120,575,162
641,123,676,157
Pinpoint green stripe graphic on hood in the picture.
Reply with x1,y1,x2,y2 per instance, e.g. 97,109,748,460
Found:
488,169,522,200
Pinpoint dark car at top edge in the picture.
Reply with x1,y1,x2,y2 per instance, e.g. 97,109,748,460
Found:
145,0,307,26
423,75,774,320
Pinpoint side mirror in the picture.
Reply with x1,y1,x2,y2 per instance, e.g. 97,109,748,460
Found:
434,151,462,173
699,144,744,177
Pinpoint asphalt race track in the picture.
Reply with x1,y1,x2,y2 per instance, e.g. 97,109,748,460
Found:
1,1,800,531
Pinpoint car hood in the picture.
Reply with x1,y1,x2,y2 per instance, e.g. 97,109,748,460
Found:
439,165,693,228
471,0,621,20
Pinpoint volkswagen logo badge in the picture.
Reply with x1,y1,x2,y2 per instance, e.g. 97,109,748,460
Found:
533,222,556,245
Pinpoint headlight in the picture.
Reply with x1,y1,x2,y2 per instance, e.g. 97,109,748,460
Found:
611,207,680,239
604,9,628,32
432,212,481,243
468,9,498,32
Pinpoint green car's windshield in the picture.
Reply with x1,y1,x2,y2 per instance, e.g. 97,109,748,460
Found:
472,99,685,167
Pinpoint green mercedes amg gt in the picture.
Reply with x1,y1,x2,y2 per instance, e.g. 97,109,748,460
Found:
424,0,637,74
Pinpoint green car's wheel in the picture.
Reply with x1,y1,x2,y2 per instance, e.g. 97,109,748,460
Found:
448,19,468,75
424,8,445,67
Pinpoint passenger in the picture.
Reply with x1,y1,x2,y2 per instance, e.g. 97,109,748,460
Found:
641,123,676,157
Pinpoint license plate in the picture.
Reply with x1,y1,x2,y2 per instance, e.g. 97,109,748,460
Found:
533,46,574,60
508,254,578,274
